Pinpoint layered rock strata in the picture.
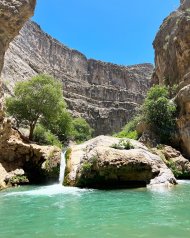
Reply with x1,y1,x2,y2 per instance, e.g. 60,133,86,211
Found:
153,0,190,86
2,21,153,135
0,0,36,120
153,0,190,157
65,136,177,189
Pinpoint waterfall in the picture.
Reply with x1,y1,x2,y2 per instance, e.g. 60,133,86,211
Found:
59,151,66,185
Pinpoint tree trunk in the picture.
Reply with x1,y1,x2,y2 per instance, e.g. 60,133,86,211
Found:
29,124,35,141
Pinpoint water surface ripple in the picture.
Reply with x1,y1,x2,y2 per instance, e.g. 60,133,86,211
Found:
0,181,190,238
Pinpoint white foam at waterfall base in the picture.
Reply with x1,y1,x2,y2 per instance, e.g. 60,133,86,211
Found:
4,185,91,197
59,151,66,185
3,150,94,197
177,180,190,184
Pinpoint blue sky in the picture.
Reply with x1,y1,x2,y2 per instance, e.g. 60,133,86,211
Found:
32,0,180,66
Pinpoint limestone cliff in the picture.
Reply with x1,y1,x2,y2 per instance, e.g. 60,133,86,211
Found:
153,0,190,157
0,0,36,120
0,0,62,190
2,21,153,135
153,0,190,86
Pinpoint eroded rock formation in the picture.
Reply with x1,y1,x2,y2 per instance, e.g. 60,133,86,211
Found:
2,21,153,135
152,145,190,179
65,136,177,189
153,0,190,86
153,0,190,157
0,0,62,190
0,127,61,190
0,0,36,120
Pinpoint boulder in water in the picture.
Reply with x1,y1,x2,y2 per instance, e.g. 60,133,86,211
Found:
65,136,177,189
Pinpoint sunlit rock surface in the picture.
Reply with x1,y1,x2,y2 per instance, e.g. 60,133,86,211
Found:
0,0,36,120
65,136,177,189
153,0,190,157
2,21,153,135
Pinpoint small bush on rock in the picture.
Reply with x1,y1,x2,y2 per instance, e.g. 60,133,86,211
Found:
33,124,62,148
111,139,134,150
65,148,72,162
115,116,141,139
82,162,92,173
9,175,29,185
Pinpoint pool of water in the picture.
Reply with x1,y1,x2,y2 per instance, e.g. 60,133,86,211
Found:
0,181,190,238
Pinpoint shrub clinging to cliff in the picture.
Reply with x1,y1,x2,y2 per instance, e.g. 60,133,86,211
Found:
142,85,177,143
116,85,177,144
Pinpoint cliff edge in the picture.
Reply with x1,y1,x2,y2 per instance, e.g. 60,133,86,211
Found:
153,0,190,157
2,21,153,135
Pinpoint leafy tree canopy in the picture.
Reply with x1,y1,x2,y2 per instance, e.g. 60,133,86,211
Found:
71,118,94,143
116,85,177,144
42,109,73,142
142,85,177,142
6,74,66,140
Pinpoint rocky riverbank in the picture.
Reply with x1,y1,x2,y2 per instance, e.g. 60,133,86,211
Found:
0,120,61,190
1,0,190,191
64,136,178,189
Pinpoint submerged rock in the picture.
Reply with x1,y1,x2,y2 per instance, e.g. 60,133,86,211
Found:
65,136,177,189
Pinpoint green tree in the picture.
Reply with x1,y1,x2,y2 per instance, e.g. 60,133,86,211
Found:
6,74,66,140
71,118,93,143
143,85,177,142
115,115,142,139
33,124,62,148
42,110,73,142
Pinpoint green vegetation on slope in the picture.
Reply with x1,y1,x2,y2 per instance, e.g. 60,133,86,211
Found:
6,74,65,140
115,116,141,139
116,85,177,144
6,74,93,146
71,118,94,143
142,85,177,143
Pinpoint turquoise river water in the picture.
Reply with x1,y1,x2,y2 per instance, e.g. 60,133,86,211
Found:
0,181,190,238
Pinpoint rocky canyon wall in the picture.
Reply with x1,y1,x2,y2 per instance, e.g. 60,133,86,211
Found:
0,0,36,120
153,0,190,157
2,21,153,135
